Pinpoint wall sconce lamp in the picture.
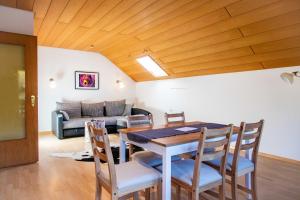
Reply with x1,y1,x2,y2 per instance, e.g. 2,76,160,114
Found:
280,71,300,84
49,78,56,88
116,80,125,88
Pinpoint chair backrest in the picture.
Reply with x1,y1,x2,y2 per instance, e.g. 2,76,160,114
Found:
165,112,185,125
232,120,264,172
127,114,153,128
192,125,233,191
87,122,117,193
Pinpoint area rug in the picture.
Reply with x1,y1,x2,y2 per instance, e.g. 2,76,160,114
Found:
50,134,128,164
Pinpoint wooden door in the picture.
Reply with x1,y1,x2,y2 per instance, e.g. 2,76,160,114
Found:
0,31,38,168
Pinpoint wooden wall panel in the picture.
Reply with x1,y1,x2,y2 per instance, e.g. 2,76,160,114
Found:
252,36,300,54
262,57,300,69
37,0,69,43
0,0,16,7
226,0,279,17
58,0,87,24
17,0,34,10
1,0,300,81
52,0,104,47
240,10,300,36
171,48,300,74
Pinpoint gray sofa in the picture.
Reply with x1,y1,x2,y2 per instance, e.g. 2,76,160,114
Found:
52,100,151,139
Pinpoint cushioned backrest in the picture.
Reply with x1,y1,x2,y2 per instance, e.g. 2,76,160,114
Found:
56,102,81,118
81,102,104,117
105,100,126,116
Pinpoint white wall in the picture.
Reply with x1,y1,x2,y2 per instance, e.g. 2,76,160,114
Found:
136,66,300,161
0,5,33,35
38,46,136,131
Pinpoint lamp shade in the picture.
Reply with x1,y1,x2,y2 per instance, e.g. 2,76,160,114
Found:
280,72,294,84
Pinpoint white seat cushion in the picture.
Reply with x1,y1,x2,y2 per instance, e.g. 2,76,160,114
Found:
132,151,182,167
101,161,161,194
156,159,222,187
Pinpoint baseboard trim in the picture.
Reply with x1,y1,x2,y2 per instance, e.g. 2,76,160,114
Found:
39,131,53,135
258,152,300,165
229,147,299,165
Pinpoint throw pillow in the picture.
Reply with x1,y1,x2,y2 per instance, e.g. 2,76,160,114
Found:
122,104,133,116
82,102,104,117
105,99,126,116
59,110,70,121
56,102,81,118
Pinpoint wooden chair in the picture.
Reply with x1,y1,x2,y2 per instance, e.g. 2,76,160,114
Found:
87,122,162,200
127,115,153,158
165,112,198,159
128,115,181,167
156,125,233,200
206,120,264,200
165,112,185,125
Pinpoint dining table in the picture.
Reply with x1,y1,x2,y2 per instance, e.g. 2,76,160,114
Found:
118,121,252,200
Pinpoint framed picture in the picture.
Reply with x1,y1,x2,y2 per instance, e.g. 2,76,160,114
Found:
75,71,99,90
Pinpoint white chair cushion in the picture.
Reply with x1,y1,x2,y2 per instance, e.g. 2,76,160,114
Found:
101,161,161,194
156,159,222,187
132,151,181,167
207,153,254,174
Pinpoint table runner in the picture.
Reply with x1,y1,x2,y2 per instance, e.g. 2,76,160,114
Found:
127,123,227,143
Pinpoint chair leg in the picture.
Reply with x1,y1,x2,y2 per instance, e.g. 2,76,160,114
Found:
192,191,199,200
175,185,181,200
188,191,192,200
231,175,238,200
133,192,139,200
251,172,258,200
219,184,225,200
145,188,151,200
95,180,101,200
129,144,134,160
111,194,118,200
157,181,162,200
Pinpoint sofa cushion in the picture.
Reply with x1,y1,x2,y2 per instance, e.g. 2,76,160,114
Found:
81,102,104,117
56,102,81,118
105,100,126,116
62,116,127,129
116,115,149,127
94,116,127,126
122,104,133,116
59,110,70,121
63,117,92,129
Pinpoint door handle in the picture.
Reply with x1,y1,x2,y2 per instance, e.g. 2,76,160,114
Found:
31,95,36,107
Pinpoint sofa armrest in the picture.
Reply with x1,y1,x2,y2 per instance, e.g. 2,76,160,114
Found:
52,111,64,139
131,108,151,116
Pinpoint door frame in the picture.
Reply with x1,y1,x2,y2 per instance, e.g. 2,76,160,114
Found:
0,31,38,168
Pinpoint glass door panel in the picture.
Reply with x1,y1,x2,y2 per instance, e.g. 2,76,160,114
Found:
0,43,25,141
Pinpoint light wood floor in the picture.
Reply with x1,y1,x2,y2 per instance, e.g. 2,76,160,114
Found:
0,133,299,200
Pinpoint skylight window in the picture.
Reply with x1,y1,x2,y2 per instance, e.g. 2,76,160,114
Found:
136,56,168,77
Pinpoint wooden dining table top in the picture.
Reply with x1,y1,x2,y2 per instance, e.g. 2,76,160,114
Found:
119,121,240,147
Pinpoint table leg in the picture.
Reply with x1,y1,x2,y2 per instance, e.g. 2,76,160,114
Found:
162,151,171,200
119,135,126,163
84,122,92,154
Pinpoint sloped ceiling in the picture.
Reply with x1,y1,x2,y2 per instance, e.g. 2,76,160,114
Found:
1,0,300,81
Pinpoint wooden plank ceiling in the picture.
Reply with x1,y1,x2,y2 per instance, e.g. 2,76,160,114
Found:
1,0,300,81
